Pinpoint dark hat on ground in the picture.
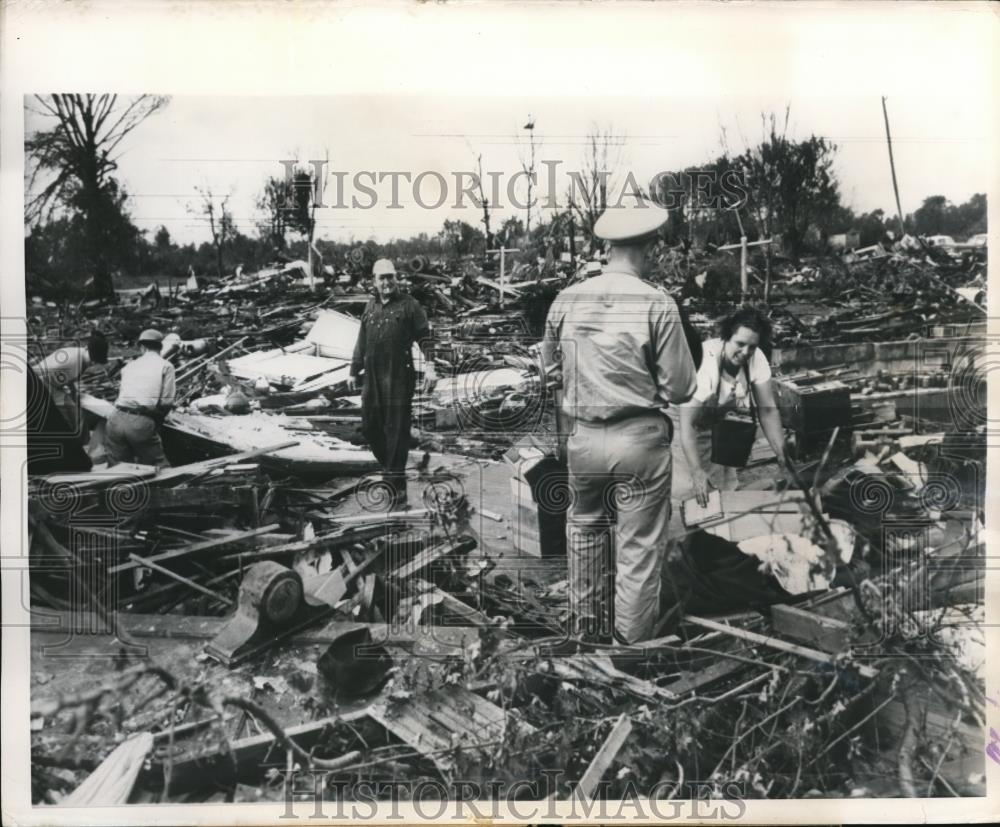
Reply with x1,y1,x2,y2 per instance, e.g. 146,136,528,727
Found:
593,199,670,243
317,626,392,697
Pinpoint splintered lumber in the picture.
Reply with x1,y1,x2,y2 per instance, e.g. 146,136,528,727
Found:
771,603,853,653
175,335,248,382
662,657,747,696
142,441,299,486
62,733,155,806
36,611,478,655
409,578,497,628
476,275,523,297
544,653,677,702
162,696,376,791
574,714,633,799
684,615,878,679
145,484,243,511
682,490,810,542
127,553,235,608
332,509,430,525
216,522,408,563
389,535,477,581
367,685,536,773
38,463,158,490
110,524,280,574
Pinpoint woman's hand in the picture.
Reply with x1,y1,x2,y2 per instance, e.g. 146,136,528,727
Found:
691,466,712,508
421,364,437,395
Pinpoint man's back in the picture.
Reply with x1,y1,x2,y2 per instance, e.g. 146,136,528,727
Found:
117,351,175,409
544,271,696,422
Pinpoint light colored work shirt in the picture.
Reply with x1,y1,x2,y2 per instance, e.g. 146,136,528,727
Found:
541,271,697,422
687,337,772,412
33,346,89,387
115,351,176,411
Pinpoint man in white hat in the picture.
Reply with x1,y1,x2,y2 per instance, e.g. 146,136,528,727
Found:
31,330,110,438
105,328,176,467
541,199,697,645
349,259,435,508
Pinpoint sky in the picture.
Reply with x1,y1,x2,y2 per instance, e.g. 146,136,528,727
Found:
23,91,992,247
11,1,999,249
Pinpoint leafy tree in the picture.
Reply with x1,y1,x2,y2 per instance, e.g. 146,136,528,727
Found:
498,217,525,246
439,219,485,257
735,124,843,256
912,195,949,237
25,94,168,298
953,193,986,237
256,175,291,252
856,209,890,247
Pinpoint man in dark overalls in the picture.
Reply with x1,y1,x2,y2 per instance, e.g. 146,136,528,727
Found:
349,259,436,509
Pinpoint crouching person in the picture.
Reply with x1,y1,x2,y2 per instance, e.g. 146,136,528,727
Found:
105,329,176,468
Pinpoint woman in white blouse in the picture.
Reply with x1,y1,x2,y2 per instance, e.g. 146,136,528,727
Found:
677,308,789,506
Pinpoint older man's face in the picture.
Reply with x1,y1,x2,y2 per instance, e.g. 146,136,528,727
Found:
374,272,398,300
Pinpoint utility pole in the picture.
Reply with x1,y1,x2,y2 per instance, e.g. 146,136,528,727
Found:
881,97,907,238
522,115,536,239
567,210,576,269
476,153,492,252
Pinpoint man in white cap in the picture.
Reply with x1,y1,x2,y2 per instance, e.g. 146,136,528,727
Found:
541,199,697,645
105,328,176,467
31,330,109,438
349,259,435,508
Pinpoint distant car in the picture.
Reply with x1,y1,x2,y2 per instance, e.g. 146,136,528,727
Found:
966,233,987,248
923,235,956,248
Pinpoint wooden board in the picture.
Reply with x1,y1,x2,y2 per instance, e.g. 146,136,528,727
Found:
368,685,535,773
109,525,280,574
771,603,852,654
37,611,478,657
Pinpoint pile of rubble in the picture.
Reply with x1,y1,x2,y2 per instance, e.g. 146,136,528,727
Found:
24,239,988,805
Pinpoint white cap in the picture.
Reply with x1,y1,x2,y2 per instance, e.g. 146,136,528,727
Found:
372,259,396,277
593,199,670,243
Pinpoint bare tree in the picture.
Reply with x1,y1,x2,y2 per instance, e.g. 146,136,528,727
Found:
25,94,169,298
567,123,624,240
188,186,235,279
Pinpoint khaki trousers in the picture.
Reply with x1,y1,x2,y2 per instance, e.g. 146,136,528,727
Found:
565,412,673,644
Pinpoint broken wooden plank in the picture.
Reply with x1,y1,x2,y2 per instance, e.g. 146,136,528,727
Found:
161,696,375,791
367,685,535,773
127,553,235,608
110,524,280,574
684,615,878,679
35,611,478,655
62,733,154,806
409,578,497,628
771,603,852,654
142,441,299,486
144,484,243,511
389,535,477,581
36,463,157,490
542,653,677,702
332,509,430,525
662,657,747,696
476,276,523,297
216,523,408,564
574,713,632,799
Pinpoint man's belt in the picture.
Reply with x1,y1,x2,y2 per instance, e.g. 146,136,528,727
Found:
115,404,158,419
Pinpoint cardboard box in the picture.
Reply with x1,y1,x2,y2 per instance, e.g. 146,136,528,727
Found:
509,455,567,558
